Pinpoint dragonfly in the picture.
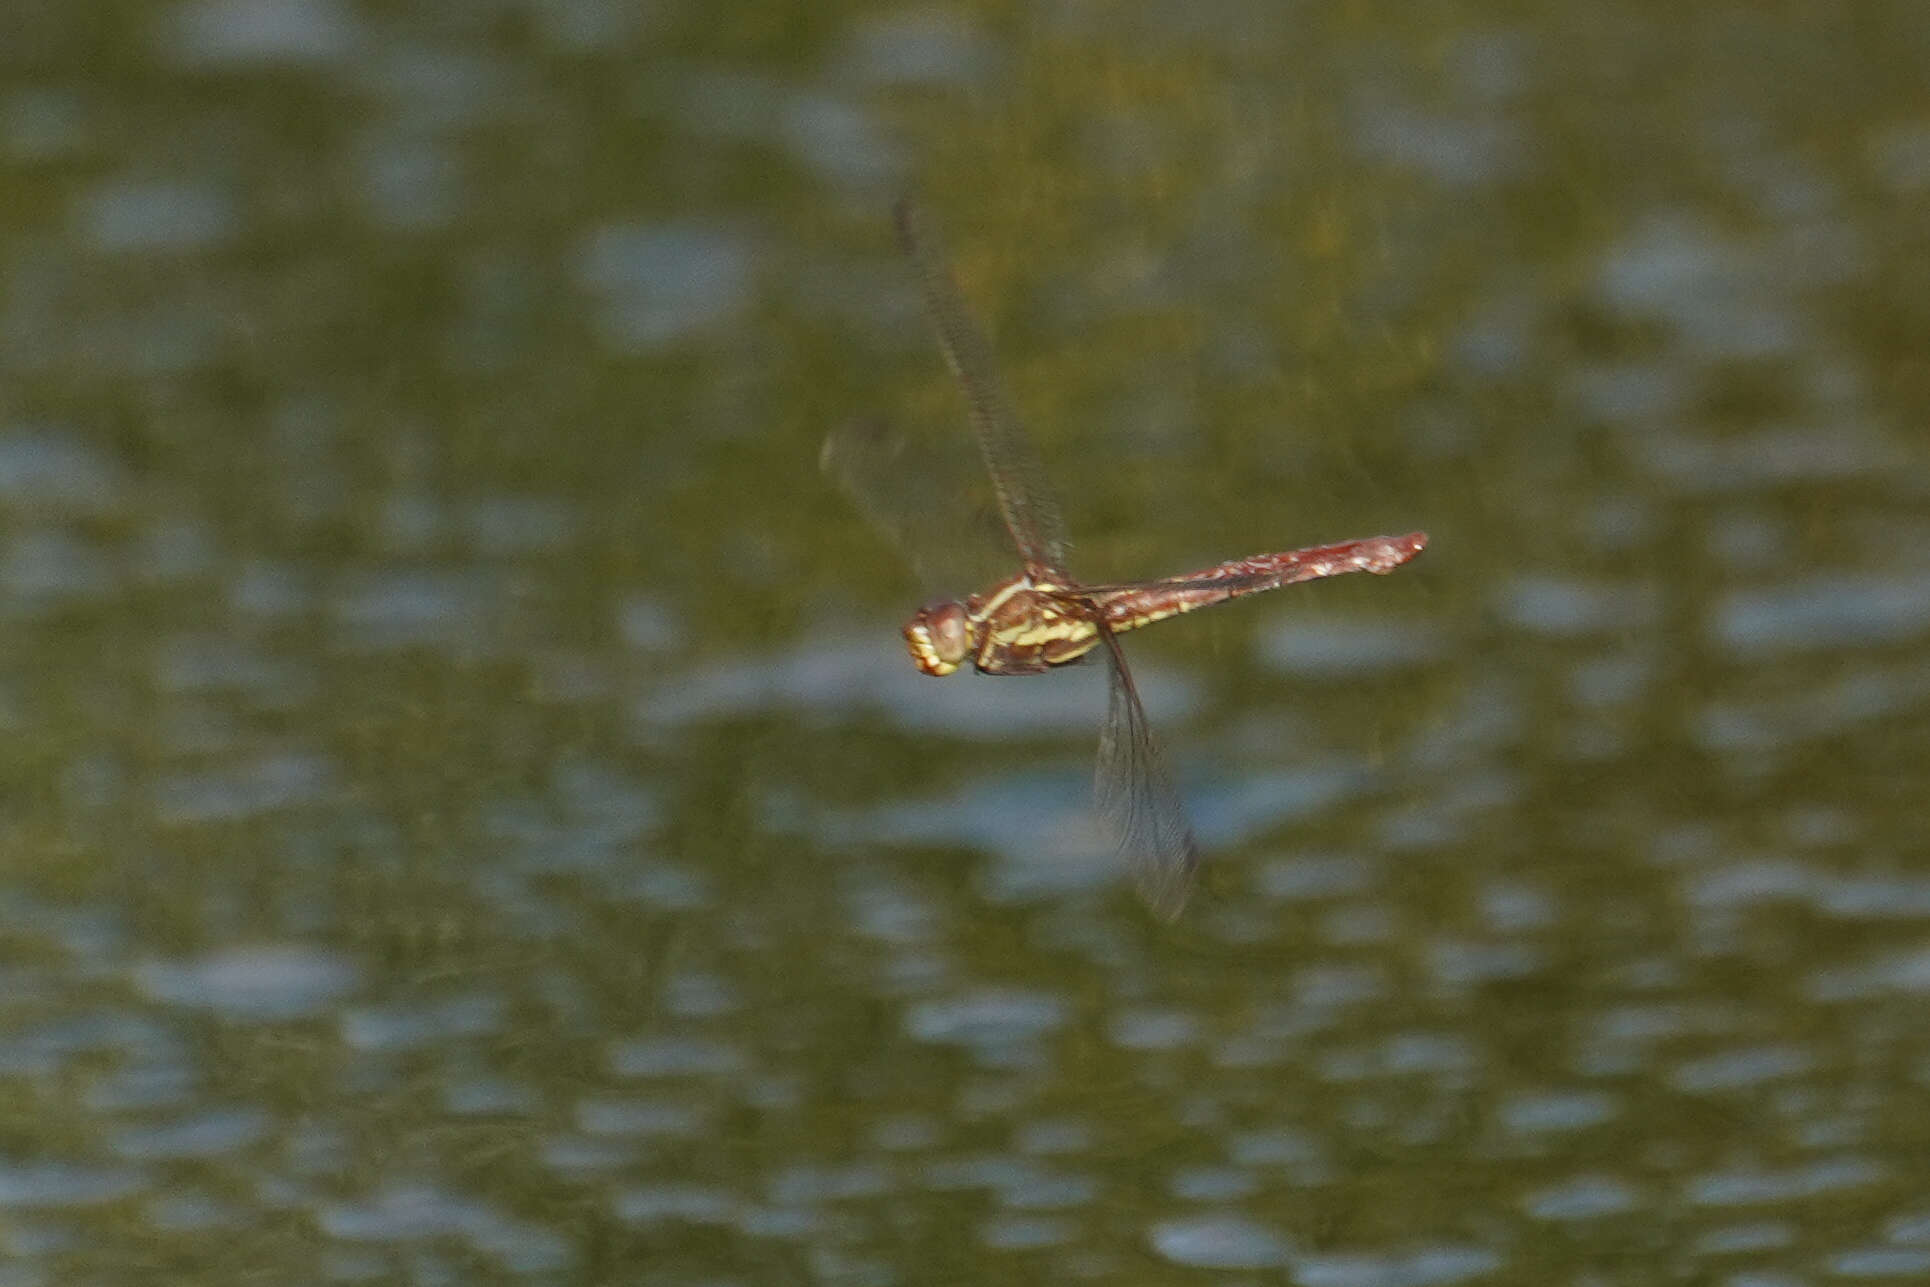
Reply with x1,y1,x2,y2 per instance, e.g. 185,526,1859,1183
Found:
831,198,1427,919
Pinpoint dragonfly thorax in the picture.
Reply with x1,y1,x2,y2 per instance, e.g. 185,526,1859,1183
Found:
904,599,974,676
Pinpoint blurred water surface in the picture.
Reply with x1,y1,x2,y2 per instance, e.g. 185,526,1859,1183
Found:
4,1,1930,1282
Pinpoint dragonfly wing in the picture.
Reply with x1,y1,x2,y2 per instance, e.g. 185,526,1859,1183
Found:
1093,623,1199,919
893,197,1071,574
820,417,1010,594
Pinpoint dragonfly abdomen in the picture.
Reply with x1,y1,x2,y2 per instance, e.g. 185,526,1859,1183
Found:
1095,532,1429,632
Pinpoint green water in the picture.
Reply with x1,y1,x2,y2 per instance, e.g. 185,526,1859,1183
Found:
3,2,1929,1282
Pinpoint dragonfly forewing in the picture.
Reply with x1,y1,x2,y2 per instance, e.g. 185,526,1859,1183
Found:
893,198,1071,575
819,417,1013,595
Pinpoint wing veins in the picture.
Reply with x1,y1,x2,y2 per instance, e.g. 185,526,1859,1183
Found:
1093,625,1198,919
893,197,1070,573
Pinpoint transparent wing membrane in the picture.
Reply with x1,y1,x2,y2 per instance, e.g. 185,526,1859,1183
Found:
1094,625,1199,920
819,417,1010,594
893,198,1070,575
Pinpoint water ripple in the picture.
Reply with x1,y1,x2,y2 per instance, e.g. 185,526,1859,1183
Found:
135,945,358,1021
1149,1213,1293,1269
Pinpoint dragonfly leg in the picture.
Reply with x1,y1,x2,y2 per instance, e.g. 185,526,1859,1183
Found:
974,652,1054,675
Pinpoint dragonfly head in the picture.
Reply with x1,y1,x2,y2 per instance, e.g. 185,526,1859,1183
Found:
904,600,973,676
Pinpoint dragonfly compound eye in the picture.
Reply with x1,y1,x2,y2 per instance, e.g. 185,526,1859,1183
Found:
905,601,971,675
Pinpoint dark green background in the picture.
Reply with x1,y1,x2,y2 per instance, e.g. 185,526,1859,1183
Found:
4,1,1929,1281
